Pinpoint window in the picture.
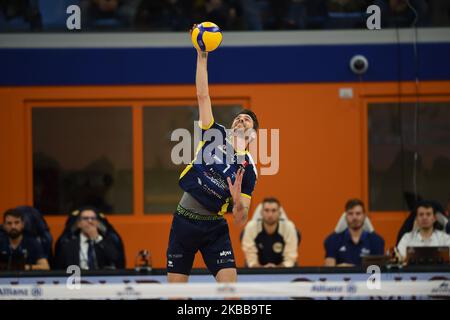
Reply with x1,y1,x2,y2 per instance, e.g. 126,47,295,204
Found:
143,105,243,213
368,102,450,211
32,107,133,215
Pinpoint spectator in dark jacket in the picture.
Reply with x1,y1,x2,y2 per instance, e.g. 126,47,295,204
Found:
55,208,119,270
0,208,49,270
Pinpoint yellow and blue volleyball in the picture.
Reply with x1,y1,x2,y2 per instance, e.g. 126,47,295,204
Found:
191,22,223,52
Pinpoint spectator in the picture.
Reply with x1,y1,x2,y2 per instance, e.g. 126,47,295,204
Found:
0,208,49,270
55,207,120,270
0,0,42,31
203,0,241,30
285,0,308,29
397,201,450,261
81,0,139,30
134,0,193,31
15,205,53,262
396,199,447,245
241,0,298,30
324,199,384,267
240,0,263,30
242,197,298,267
324,0,368,29
374,0,429,28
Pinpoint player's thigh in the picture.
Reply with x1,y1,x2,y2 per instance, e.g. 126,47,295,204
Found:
166,215,199,275
200,220,236,277
215,268,237,283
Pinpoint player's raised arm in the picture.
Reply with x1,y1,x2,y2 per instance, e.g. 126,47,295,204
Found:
195,48,214,129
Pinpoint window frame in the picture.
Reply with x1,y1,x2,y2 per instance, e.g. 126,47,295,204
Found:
362,95,450,214
26,98,250,216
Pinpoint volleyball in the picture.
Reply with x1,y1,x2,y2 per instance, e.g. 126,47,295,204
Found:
191,22,223,52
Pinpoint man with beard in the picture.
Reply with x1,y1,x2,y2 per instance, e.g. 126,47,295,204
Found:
324,199,384,267
0,208,49,270
241,198,298,267
397,201,450,262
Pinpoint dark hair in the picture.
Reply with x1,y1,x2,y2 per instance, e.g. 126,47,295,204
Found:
262,197,281,207
415,200,436,215
237,109,259,131
345,199,365,212
76,205,101,220
3,208,24,222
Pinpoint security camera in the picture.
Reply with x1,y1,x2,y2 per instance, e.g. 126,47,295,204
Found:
349,55,369,75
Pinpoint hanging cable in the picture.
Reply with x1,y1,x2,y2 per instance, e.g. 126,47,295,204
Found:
394,26,406,209
406,0,421,203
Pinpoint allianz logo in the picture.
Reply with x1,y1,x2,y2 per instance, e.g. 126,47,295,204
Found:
116,286,141,297
0,286,42,297
311,285,344,293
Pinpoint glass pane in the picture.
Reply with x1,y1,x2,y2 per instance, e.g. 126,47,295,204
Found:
368,102,450,211
143,105,243,213
32,107,133,215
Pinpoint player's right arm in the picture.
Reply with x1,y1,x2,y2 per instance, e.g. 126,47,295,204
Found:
195,49,214,129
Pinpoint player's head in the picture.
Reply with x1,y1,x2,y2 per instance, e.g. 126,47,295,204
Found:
3,208,25,240
77,206,100,234
344,199,366,231
231,109,259,139
262,197,281,226
415,201,436,231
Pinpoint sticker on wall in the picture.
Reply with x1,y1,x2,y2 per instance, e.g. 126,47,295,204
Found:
339,88,354,99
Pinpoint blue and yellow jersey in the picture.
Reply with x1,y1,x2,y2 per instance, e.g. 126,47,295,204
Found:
179,119,257,214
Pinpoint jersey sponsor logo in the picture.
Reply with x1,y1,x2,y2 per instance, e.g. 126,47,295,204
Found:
220,250,232,257
167,260,174,267
201,184,223,200
361,248,371,256
203,168,228,190
217,258,235,265
339,246,347,252
272,242,284,254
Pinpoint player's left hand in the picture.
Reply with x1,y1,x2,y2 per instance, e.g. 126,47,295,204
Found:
227,168,244,204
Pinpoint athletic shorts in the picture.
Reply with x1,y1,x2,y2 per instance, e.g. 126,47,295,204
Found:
166,211,236,277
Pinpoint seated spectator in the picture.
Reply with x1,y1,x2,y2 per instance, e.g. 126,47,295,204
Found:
324,199,384,267
55,206,119,270
134,0,192,31
396,199,448,245
374,0,429,28
250,201,290,222
324,0,367,29
203,0,242,30
81,0,139,30
15,205,53,262
397,201,450,262
242,197,298,267
0,0,42,31
0,208,49,270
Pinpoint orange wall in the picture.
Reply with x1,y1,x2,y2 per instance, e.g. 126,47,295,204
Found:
1,81,449,268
